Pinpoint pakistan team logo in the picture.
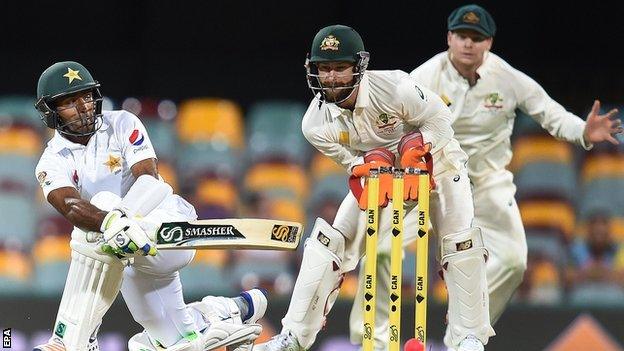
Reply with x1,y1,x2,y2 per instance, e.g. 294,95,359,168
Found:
484,92,503,109
320,35,340,51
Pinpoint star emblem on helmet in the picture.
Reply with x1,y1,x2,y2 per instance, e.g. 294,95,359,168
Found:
63,67,82,84
320,35,340,51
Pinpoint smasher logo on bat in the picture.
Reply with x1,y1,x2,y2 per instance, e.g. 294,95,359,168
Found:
158,222,246,245
271,224,299,243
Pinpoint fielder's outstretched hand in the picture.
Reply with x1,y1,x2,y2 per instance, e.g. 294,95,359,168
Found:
584,100,623,145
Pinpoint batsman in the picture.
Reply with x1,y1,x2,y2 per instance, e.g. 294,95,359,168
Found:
255,25,494,351
33,61,267,351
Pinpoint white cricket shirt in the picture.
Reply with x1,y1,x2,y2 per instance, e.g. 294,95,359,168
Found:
35,110,157,201
302,70,467,176
410,52,590,178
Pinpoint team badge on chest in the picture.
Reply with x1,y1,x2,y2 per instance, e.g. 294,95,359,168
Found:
374,113,399,135
104,154,122,173
484,92,503,109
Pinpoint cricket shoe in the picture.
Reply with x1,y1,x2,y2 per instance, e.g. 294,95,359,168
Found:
128,289,266,351
252,331,305,351
456,335,484,351
33,336,99,351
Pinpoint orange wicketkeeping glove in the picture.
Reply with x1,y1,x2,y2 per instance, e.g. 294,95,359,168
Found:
398,131,435,201
349,148,396,210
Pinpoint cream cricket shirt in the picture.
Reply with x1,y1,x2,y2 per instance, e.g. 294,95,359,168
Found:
410,52,590,178
302,70,467,177
35,110,157,201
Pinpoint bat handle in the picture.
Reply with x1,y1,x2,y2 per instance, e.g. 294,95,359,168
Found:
85,231,103,243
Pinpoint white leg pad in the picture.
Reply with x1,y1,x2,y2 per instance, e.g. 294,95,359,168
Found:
281,218,345,349
50,235,125,350
441,228,495,347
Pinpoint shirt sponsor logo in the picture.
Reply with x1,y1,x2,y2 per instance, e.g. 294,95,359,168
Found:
133,145,150,154
129,129,145,146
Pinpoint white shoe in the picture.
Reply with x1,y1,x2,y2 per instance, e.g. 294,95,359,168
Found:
457,335,484,351
252,331,304,351
128,323,262,351
34,335,99,351
128,289,267,351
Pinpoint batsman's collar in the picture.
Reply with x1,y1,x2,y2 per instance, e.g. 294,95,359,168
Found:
48,115,110,153
447,4,496,38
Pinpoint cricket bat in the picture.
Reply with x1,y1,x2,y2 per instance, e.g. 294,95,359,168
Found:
154,218,302,250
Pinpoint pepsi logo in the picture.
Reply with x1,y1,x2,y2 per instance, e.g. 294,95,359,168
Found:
129,129,144,146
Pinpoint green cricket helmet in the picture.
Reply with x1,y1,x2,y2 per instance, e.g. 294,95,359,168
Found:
35,61,103,137
305,25,370,104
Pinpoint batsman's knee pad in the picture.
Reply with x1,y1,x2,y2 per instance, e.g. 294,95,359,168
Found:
282,217,345,349
441,227,495,347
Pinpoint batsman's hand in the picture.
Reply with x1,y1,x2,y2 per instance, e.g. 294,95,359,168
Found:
100,209,158,257
398,131,435,201
350,148,396,210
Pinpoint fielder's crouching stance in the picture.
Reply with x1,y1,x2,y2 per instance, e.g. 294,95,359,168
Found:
33,61,266,351
255,25,494,351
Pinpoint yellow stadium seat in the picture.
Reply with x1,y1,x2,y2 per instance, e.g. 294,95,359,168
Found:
575,217,624,243
0,249,31,280
158,161,179,193
581,154,624,183
195,178,238,211
269,198,305,224
531,261,560,287
510,136,573,172
338,272,358,298
520,200,575,239
245,163,309,201
176,99,244,149
192,250,229,268
310,152,346,180
432,278,448,303
0,126,41,156
33,235,71,264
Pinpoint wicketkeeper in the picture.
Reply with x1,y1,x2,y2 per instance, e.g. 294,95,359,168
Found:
255,25,494,351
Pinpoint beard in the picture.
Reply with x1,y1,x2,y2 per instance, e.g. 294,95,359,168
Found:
324,86,354,103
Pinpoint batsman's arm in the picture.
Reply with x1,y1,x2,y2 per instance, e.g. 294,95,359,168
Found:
46,158,160,232
47,187,107,232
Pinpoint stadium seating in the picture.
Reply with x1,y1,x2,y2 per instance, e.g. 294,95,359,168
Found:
246,101,309,164
0,95,42,129
1,93,622,305
176,98,244,149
